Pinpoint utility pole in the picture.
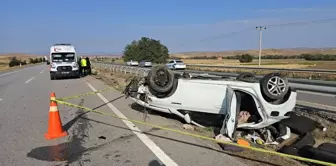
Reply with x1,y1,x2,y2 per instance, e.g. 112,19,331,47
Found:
256,26,266,67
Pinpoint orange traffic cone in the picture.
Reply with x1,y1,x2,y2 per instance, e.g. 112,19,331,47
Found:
44,93,68,140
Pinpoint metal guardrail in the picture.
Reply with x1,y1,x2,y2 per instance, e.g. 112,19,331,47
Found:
187,64,336,74
92,62,336,95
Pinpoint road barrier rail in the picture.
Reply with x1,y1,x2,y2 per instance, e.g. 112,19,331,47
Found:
92,62,336,95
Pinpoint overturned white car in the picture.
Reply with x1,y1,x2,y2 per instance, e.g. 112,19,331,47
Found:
124,65,297,140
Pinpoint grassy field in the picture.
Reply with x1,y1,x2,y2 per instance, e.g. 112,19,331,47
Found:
180,59,336,80
98,58,336,80
181,59,336,69
171,48,336,58
0,54,43,71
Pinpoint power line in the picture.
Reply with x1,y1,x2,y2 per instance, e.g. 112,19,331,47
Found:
174,17,336,49
263,18,336,27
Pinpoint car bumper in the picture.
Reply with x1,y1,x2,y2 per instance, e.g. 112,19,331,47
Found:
174,65,186,69
50,70,79,77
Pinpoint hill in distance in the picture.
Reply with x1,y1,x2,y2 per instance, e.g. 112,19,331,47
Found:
171,47,336,58
2,47,336,59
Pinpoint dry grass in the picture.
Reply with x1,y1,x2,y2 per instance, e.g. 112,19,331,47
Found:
91,67,135,92
181,59,336,80
182,59,336,69
0,53,44,71
171,48,336,58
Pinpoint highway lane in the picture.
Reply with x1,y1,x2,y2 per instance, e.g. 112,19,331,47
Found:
0,64,334,166
297,91,336,108
0,65,246,166
0,65,162,166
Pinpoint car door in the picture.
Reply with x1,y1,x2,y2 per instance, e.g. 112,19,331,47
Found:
166,61,174,68
219,86,239,139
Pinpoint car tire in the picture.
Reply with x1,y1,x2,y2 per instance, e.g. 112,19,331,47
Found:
236,72,257,82
260,72,289,100
147,65,175,94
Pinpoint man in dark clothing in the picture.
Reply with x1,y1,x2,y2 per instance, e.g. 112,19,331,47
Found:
85,57,91,75
78,57,82,76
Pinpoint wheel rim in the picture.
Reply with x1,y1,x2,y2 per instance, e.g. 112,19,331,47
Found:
153,70,169,87
267,76,286,96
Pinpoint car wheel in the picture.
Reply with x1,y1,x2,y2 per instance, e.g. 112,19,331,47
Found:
147,65,175,94
236,72,257,82
260,72,289,100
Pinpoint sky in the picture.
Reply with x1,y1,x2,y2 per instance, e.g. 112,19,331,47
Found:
1,0,336,54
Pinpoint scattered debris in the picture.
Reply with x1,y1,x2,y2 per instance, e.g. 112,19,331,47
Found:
98,136,106,140
182,124,195,131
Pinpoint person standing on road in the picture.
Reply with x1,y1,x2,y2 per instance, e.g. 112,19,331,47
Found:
85,56,91,74
81,57,87,76
78,56,82,76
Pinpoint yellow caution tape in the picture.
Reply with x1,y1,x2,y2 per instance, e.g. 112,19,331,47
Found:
51,98,336,166
57,87,115,101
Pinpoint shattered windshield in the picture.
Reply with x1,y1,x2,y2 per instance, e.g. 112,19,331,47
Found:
51,53,76,62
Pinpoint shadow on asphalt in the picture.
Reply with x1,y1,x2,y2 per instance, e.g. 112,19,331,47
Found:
91,95,125,111
130,103,225,131
148,160,165,166
130,102,184,123
81,117,282,166
63,95,125,131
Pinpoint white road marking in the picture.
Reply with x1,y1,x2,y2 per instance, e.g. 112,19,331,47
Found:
85,81,178,166
0,69,23,77
0,98,2,102
297,90,335,97
40,70,44,74
25,77,35,84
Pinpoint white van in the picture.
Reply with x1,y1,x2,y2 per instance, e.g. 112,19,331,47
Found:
49,44,80,80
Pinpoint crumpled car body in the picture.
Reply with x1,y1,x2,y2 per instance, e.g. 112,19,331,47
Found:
124,65,297,139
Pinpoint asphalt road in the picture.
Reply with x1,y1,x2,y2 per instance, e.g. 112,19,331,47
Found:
0,65,246,166
0,65,335,166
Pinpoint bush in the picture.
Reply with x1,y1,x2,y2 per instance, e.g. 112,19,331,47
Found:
122,37,169,63
8,57,21,67
29,58,34,64
225,53,336,60
239,54,253,63
302,54,336,61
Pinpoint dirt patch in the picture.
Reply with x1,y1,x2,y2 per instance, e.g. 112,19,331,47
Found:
91,67,136,92
295,108,336,145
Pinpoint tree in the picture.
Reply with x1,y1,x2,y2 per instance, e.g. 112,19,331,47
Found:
8,57,21,67
239,53,253,63
29,58,34,64
122,37,169,63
